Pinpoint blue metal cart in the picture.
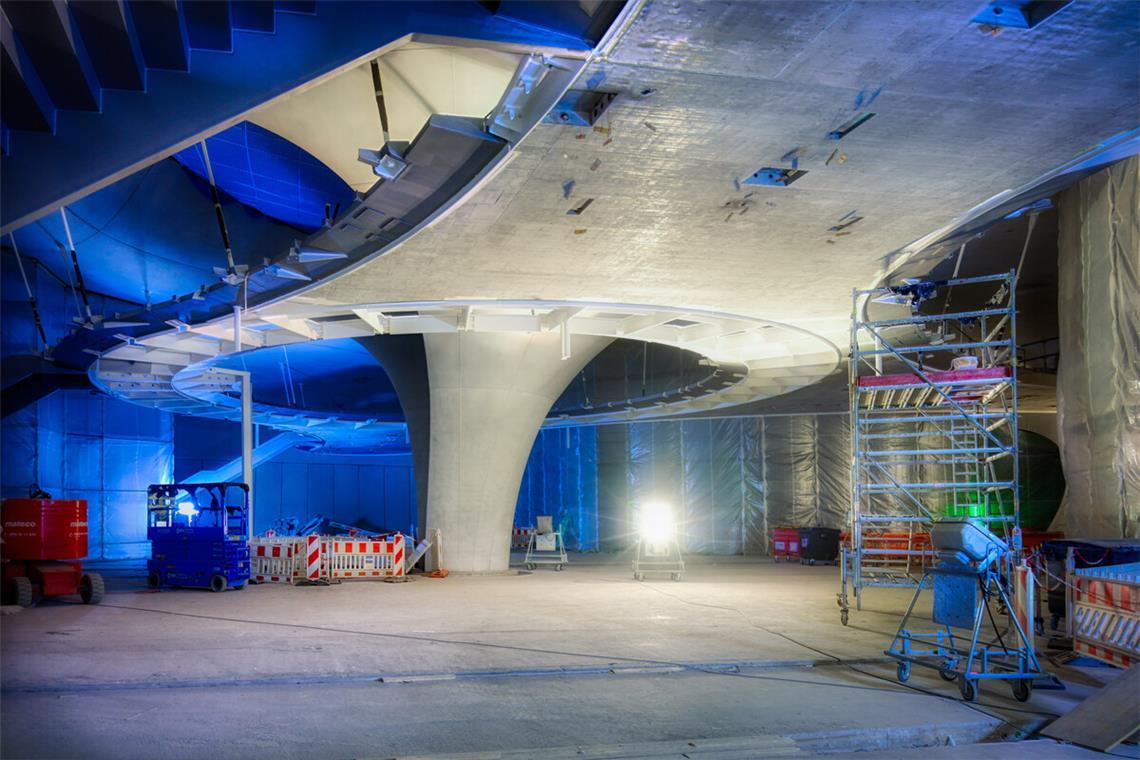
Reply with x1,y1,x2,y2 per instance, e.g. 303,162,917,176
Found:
885,519,1051,702
146,482,250,592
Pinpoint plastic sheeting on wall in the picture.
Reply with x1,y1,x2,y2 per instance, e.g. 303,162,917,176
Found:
516,427,599,550
516,413,850,555
1,390,173,560
1055,155,1140,538
173,416,418,536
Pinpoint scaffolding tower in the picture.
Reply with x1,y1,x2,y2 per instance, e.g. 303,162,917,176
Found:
838,271,1020,625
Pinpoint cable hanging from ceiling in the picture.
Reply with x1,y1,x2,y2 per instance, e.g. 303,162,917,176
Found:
8,233,48,350
199,141,248,299
59,207,95,326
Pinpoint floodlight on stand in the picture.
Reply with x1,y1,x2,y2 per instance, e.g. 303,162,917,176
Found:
633,501,685,581
637,501,675,546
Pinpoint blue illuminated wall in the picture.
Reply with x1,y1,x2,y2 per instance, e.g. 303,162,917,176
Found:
1,392,173,560
173,121,354,231
173,417,417,537
516,427,599,551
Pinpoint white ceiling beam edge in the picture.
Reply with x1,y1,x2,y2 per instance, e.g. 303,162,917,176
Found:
92,299,841,435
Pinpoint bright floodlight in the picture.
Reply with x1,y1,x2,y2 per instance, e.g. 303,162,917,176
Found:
638,501,675,545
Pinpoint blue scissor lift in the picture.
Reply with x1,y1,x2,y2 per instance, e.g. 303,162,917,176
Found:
147,482,250,592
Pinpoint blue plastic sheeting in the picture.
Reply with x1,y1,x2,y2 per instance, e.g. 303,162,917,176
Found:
173,416,417,536
4,158,299,308
254,450,417,536
515,427,599,551
525,415,851,555
1,244,137,359
0,390,173,560
173,122,355,231
208,338,404,419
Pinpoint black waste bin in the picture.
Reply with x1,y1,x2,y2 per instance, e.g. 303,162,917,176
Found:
798,527,840,565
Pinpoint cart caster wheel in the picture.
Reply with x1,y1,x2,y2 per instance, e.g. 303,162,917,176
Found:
896,662,910,683
526,563,535,571
12,577,33,608
671,573,682,582
209,574,228,593
840,609,849,626
809,559,816,566
555,565,564,571
147,572,161,589
80,573,104,605
1011,678,1032,702
635,573,644,581
959,678,977,702
939,668,958,682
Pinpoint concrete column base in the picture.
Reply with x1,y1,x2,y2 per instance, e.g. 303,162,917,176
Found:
424,331,609,572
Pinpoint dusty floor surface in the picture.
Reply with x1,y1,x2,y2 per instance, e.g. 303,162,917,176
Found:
0,555,1130,759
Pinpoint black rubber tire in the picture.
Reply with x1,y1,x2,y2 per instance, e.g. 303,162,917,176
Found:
897,662,910,683
939,668,958,682
555,564,564,571
840,609,849,626
80,573,104,604
232,582,245,590
147,572,161,589
635,573,644,581
1011,678,1032,702
672,573,682,582
959,677,977,702
209,574,228,593
13,577,33,608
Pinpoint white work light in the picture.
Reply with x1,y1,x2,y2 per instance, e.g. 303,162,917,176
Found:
637,501,675,546
633,501,685,581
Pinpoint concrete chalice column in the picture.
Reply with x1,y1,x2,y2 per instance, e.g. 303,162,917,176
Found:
423,331,609,572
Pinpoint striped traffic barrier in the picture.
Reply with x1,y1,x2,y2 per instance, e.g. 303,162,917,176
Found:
248,533,409,585
306,534,322,581
249,538,301,584
511,527,535,550
324,535,406,579
1072,562,1139,668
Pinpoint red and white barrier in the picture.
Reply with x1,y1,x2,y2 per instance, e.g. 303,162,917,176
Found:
1072,563,1140,668
250,538,301,584
306,534,322,581
324,536,406,579
1012,565,1035,660
511,527,535,550
249,533,407,585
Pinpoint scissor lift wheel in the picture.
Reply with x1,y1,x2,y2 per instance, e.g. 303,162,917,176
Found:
79,573,104,604
11,577,33,608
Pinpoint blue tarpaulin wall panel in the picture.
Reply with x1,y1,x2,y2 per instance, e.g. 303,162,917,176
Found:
517,415,850,555
1,391,173,560
516,427,599,550
173,416,417,536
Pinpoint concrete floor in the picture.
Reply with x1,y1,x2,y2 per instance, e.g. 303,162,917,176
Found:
0,555,1129,759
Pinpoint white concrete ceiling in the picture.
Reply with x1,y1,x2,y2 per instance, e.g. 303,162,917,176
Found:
290,0,1138,365
250,42,522,194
